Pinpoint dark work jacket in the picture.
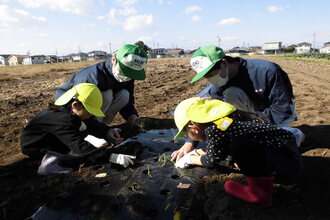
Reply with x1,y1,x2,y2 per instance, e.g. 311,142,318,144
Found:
54,60,138,120
21,107,111,162
203,58,295,125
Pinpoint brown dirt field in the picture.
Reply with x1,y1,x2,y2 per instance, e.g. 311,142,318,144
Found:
0,56,329,219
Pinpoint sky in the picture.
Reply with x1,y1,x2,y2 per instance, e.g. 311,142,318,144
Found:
0,0,329,56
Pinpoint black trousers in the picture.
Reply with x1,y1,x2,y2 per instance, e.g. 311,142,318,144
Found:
229,137,303,184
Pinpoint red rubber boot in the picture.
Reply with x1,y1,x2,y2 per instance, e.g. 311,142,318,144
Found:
224,176,274,207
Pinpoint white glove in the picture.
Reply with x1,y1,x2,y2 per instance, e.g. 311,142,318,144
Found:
84,135,108,148
109,153,136,168
174,150,197,169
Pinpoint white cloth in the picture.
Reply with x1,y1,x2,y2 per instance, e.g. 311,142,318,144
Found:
37,151,73,175
109,153,136,168
174,150,198,169
84,135,108,148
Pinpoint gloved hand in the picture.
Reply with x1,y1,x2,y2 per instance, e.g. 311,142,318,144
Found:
174,150,197,169
84,135,108,148
109,153,136,168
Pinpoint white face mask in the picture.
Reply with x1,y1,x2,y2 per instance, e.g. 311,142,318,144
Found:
112,61,132,82
207,68,229,87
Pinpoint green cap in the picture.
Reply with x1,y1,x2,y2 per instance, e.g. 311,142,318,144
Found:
116,44,148,80
55,83,105,117
190,45,225,83
173,97,236,140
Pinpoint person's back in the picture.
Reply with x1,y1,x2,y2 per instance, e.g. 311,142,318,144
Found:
55,61,112,100
21,107,84,158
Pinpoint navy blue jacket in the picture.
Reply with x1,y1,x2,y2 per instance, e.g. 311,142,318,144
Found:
201,58,295,125
55,60,138,120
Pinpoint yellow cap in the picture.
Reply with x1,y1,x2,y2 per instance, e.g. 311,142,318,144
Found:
55,83,105,117
173,97,236,140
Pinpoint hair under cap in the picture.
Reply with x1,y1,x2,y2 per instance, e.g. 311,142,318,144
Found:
174,97,236,140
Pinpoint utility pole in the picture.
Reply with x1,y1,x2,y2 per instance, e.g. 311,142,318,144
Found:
157,42,159,56
77,46,81,62
313,32,316,53
217,35,221,48
55,47,59,63
109,43,112,55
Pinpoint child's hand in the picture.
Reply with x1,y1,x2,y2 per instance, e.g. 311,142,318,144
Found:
171,142,195,162
106,128,124,145
174,150,198,169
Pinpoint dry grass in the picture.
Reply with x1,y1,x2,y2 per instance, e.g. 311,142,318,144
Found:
0,61,101,80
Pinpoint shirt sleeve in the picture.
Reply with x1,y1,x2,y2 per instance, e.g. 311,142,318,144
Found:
261,66,295,125
84,117,109,138
41,113,101,156
200,125,229,167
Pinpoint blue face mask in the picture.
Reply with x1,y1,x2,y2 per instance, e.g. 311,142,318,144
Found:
207,68,229,86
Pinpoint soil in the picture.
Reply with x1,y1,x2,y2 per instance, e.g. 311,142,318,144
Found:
0,56,329,219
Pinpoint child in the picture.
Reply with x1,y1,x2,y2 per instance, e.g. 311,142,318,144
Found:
21,83,135,174
172,97,303,207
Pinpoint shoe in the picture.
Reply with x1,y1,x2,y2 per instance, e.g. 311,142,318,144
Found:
224,175,274,207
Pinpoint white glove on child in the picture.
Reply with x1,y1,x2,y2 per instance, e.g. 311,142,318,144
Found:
174,150,198,169
84,135,108,148
109,153,136,168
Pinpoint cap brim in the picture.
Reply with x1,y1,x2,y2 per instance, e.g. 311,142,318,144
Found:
54,89,76,106
84,105,105,117
174,129,184,140
190,62,217,83
173,117,190,140
118,61,146,80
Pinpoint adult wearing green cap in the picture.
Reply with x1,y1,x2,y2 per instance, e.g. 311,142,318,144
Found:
173,97,303,207
21,83,136,175
172,45,304,162
55,44,148,143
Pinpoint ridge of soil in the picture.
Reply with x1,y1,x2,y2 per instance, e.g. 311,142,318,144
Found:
0,56,329,219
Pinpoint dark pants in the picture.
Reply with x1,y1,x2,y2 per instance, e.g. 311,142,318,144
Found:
229,137,303,184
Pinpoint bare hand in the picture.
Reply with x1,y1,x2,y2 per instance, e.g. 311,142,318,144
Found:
106,128,124,145
127,114,139,129
171,142,195,162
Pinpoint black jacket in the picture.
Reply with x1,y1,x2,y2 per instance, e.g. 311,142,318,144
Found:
21,107,110,162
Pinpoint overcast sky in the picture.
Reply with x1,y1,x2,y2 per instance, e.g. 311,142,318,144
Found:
1,0,329,55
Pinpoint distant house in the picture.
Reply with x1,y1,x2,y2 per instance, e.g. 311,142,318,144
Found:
0,56,5,66
22,55,32,65
319,42,330,54
46,55,58,63
227,46,249,53
184,49,197,57
262,42,282,54
32,55,46,64
8,55,19,66
149,48,166,58
0,55,10,66
87,50,107,61
295,42,312,54
165,48,184,58
70,53,88,62
8,55,32,65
